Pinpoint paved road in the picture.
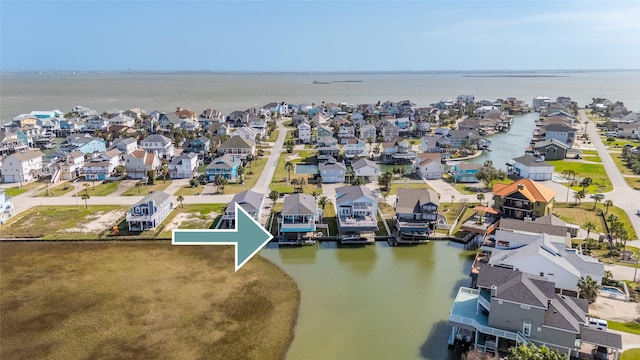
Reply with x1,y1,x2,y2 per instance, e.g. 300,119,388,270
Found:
580,110,640,240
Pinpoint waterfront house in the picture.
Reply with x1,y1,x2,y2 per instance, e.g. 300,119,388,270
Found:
542,123,576,148
359,124,377,142
0,189,15,224
492,179,556,220
319,158,346,183
452,162,481,183
206,154,241,182
1,150,44,184
64,134,106,154
178,118,200,132
140,134,175,160
335,185,378,235
532,96,551,110
352,158,380,181
199,108,224,127
227,110,249,127
223,190,264,227
380,138,416,163
485,234,604,294
317,136,338,148
124,149,161,179
311,112,330,127
208,122,230,137
291,114,308,126
0,129,29,154
394,188,439,232
509,154,554,181
420,135,449,153
248,115,267,137
126,191,173,232
448,130,482,149
108,114,135,127
343,138,367,159
317,144,340,162
182,136,211,157
168,152,198,179
84,115,109,132
83,151,120,181
110,137,138,155
317,125,333,139
416,152,444,179
298,121,312,144
457,95,475,104
123,108,145,120
54,150,85,182
380,122,400,142
217,136,255,158
533,139,569,161
338,125,355,141
449,264,622,358
279,193,317,242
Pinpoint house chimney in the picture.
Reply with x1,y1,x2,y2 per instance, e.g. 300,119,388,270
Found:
176,107,182,112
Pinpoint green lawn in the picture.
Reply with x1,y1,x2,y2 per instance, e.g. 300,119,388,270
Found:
553,203,636,240
582,149,602,163
610,152,636,176
322,203,338,236
0,205,127,239
388,181,431,195
173,184,205,196
223,157,268,194
270,151,317,194
3,181,44,197
624,176,640,190
267,130,279,142
75,181,120,196
0,242,298,360
36,182,75,197
120,181,172,196
155,203,227,238
601,136,639,149
547,160,613,193
621,348,640,360
608,320,640,335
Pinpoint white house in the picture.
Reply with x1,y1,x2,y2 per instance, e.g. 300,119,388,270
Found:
542,123,576,148
108,114,135,127
352,158,380,181
359,124,377,142
298,121,312,144
1,150,44,184
510,154,554,181
416,153,444,180
111,137,138,155
230,126,259,142
124,149,162,179
83,150,120,181
343,138,367,159
140,134,175,160
0,189,15,224
168,152,199,179
319,158,346,183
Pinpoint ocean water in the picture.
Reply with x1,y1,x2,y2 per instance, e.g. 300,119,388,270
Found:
1,70,639,120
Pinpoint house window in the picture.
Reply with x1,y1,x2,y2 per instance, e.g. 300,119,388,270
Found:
523,321,531,336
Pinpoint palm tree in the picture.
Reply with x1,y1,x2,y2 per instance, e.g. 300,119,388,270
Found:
378,171,393,192
269,190,279,208
577,275,600,303
509,343,564,360
177,195,184,208
318,196,331,209
583,221,597,240
573,192,581,205
580,177,593,192
285,161,293,184
246,153,255,174
81,183,90,209
593,195,602,210
476,193,485,206
604,199,613,214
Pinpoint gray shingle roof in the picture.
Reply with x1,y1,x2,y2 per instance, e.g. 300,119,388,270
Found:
335,185,377,206
476,264,555,308
351,158,380,171
499,218,568,237
513,154,552,167
282,193,316,215
581,327,623,350
132,191,170,208
219,136,255,149
534,138,570,150
228,190,264,214
395,188,439,214
544,293,588,333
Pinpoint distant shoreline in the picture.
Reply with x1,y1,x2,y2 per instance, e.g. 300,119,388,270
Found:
462,75,570,78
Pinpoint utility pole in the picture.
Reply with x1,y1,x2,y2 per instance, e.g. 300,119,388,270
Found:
635,249,638,283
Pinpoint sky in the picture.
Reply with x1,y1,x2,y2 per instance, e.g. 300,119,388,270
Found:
1,0,639,72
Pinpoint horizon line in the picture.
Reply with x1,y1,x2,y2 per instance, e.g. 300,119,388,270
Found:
2,68,639,75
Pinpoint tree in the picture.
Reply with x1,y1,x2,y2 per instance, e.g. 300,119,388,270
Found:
580,177,593,192
81,183,90,209
593,194,602,210
508,343,565,360
378,171,393,192
177,195,184,208
115,165,125,176
246,153,255,174
135,182,143,195
604,199,613,214
318,196,331,209
577,275,600,303
268,190,279,208
159,163,169,183
285,161,293,184
147,169,157,185
475,160,507,189
583,221,597,240
476,193,485,206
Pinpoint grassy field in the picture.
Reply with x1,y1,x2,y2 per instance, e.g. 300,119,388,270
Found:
174,184,205,196
223,157,268,194
388,181,431,195
269,151,318,194
0,242,299,360
621,348,640,360
553,203,636,240
76,181,121,196
121,181,172,196
36,182,75,197
610,152,636,176
267,130,279,142
0,205,127,240
547,160,613,193
3,181,44,197
155,203,227,238
581,149,602,163
608,320,640,335
624,176,640,190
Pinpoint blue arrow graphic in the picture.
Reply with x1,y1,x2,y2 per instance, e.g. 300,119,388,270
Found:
172,203,273,271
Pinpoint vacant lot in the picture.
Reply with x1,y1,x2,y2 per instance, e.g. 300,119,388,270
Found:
0,242,299,360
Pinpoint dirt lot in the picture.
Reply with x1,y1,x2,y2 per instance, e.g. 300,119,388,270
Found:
62,210,124,233
589,296,639,322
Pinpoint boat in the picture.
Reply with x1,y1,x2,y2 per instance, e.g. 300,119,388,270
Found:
312,80,330,84
400,231,429,239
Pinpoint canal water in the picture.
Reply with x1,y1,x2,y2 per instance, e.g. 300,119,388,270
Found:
260,241,476,360
467,112,540,170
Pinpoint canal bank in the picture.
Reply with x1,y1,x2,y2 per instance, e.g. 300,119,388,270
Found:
260,240,476,360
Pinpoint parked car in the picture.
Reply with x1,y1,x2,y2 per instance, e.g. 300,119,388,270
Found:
593,345,609,360
586,317,608,330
